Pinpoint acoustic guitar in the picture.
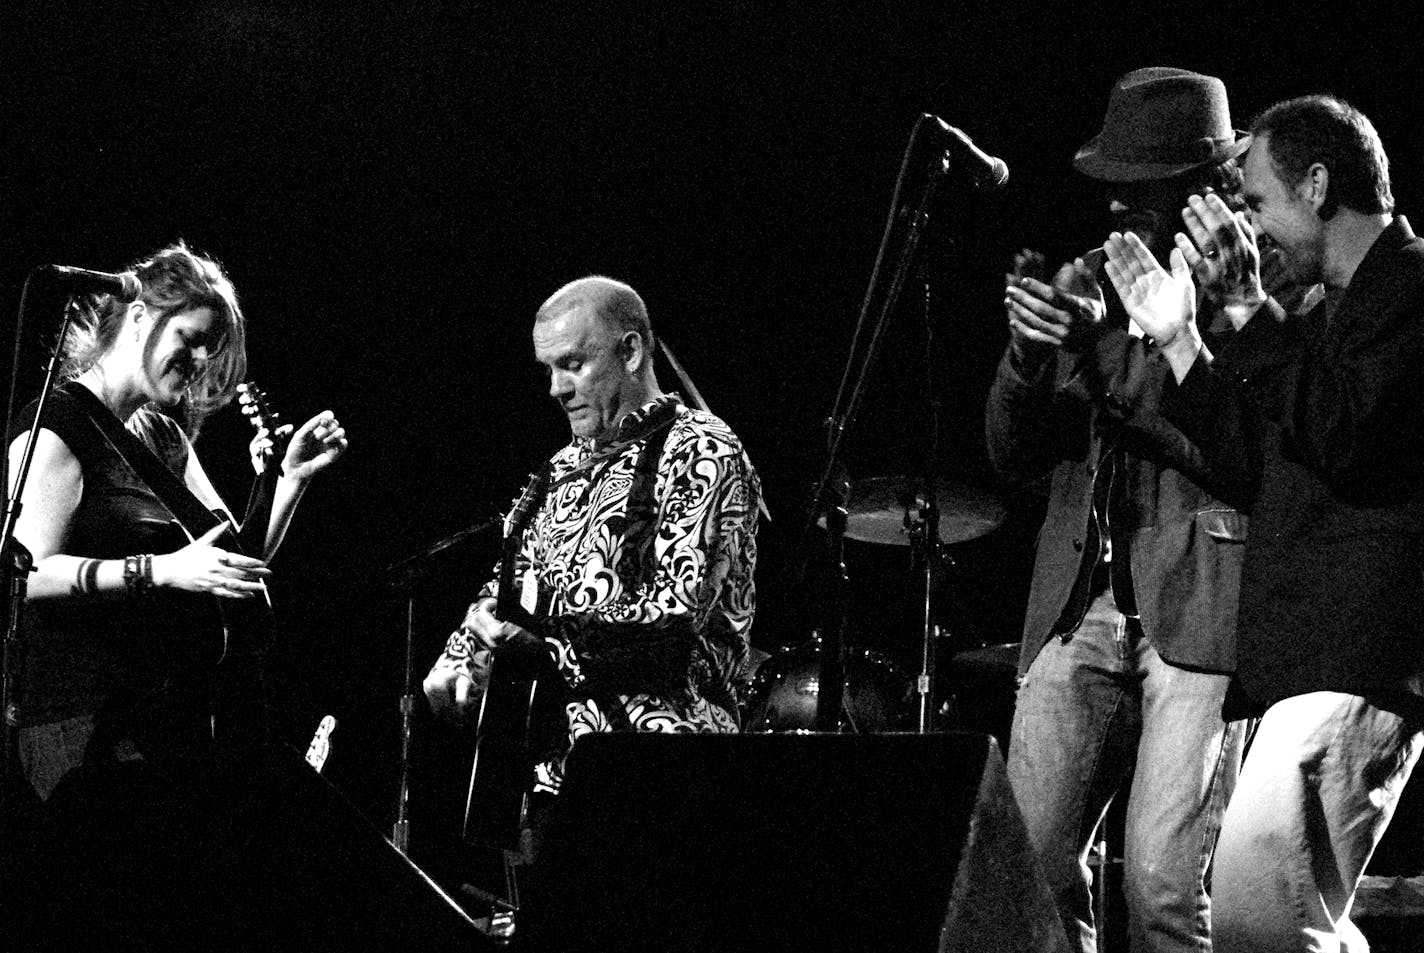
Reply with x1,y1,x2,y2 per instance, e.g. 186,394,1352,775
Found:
463,466,553,852
199,381,289,743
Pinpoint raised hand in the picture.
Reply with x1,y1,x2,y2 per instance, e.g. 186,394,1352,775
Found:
1103,230,1198,349
280,411,348,482
1176,192,1266,322
1004,254,1107,367
154,521,270,599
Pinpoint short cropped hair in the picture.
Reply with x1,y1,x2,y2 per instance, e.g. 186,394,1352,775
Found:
536,275,655,355
1251,95,1393,218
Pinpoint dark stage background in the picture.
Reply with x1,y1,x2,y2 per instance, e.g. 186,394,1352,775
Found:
5,0,1423,894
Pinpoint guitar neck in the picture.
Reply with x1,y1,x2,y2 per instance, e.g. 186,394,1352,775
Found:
494,466,550,622
494,537,522,622
233,382,289,559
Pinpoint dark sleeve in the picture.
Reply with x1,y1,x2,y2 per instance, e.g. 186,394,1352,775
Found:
1280,263,1424,490
987,324,1183,486
1160,297,1310,509
984,344,1094,486
1170,252,1424,497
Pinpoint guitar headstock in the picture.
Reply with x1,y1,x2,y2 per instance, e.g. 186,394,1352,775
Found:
503,469,551,538
304,714,338,774
237,381,290,461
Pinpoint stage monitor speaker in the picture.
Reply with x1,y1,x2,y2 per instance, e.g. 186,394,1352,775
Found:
519,731,1069,953
24,743,494,953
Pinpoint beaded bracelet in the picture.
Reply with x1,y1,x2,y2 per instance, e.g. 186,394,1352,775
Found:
122,554,154,595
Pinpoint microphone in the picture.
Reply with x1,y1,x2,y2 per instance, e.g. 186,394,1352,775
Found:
924,114,1009,190
43,264,142,302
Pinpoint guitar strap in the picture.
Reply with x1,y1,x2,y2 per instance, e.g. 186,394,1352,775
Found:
63,383,277,660
57,384,275,748
61,383,228,543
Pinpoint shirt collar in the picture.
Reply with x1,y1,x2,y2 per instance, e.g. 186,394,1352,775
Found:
577,392,683,450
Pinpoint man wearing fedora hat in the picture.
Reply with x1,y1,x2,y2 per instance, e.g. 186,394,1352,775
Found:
1104,93,1424,952
987,67,1314,952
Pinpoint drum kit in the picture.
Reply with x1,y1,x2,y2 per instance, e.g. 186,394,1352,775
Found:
742,475,1020,746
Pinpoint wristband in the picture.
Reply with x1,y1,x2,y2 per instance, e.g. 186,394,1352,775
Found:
123,554,155,595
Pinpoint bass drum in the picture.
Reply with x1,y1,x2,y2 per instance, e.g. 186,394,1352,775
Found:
741,638,914,733
941,641,1020,757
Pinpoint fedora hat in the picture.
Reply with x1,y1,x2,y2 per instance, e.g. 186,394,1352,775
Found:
1074,67,1250,182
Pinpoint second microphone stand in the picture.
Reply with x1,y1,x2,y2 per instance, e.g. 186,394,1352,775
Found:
805,114,959,733
383,517,500,854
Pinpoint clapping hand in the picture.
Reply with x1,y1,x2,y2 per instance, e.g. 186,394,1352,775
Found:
1103,231,1198,346
1176,193,1266,322
1004,253,1107,368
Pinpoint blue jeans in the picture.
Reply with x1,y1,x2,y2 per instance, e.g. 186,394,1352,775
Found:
1008,590,1246,953
1212,692,1423,952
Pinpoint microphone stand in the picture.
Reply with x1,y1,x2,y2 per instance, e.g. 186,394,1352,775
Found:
2,273,85,815
804,114,952,732
383,517,500,854
909,259,946,734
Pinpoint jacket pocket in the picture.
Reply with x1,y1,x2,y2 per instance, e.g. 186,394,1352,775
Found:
1199,508,1247,543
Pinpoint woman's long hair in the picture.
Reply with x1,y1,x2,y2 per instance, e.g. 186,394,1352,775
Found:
62,241,247,431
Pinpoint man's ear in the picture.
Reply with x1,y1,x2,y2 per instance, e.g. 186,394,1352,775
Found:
619,331,645,372
123,299,149,340
1304,162,1336,220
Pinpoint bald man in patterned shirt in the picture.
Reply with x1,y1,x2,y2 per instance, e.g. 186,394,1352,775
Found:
425,275,760,797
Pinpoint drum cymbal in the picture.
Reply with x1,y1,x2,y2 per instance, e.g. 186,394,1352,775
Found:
839,477,1006,546
949,642,1021,673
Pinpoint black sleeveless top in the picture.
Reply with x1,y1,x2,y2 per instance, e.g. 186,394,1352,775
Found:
9,382,221,750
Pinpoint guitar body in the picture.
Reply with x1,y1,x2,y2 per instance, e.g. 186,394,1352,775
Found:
170,509,276,748
464,646,545,851
463,469,553,852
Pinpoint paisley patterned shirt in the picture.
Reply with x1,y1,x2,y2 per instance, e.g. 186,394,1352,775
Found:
433,394,759,791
